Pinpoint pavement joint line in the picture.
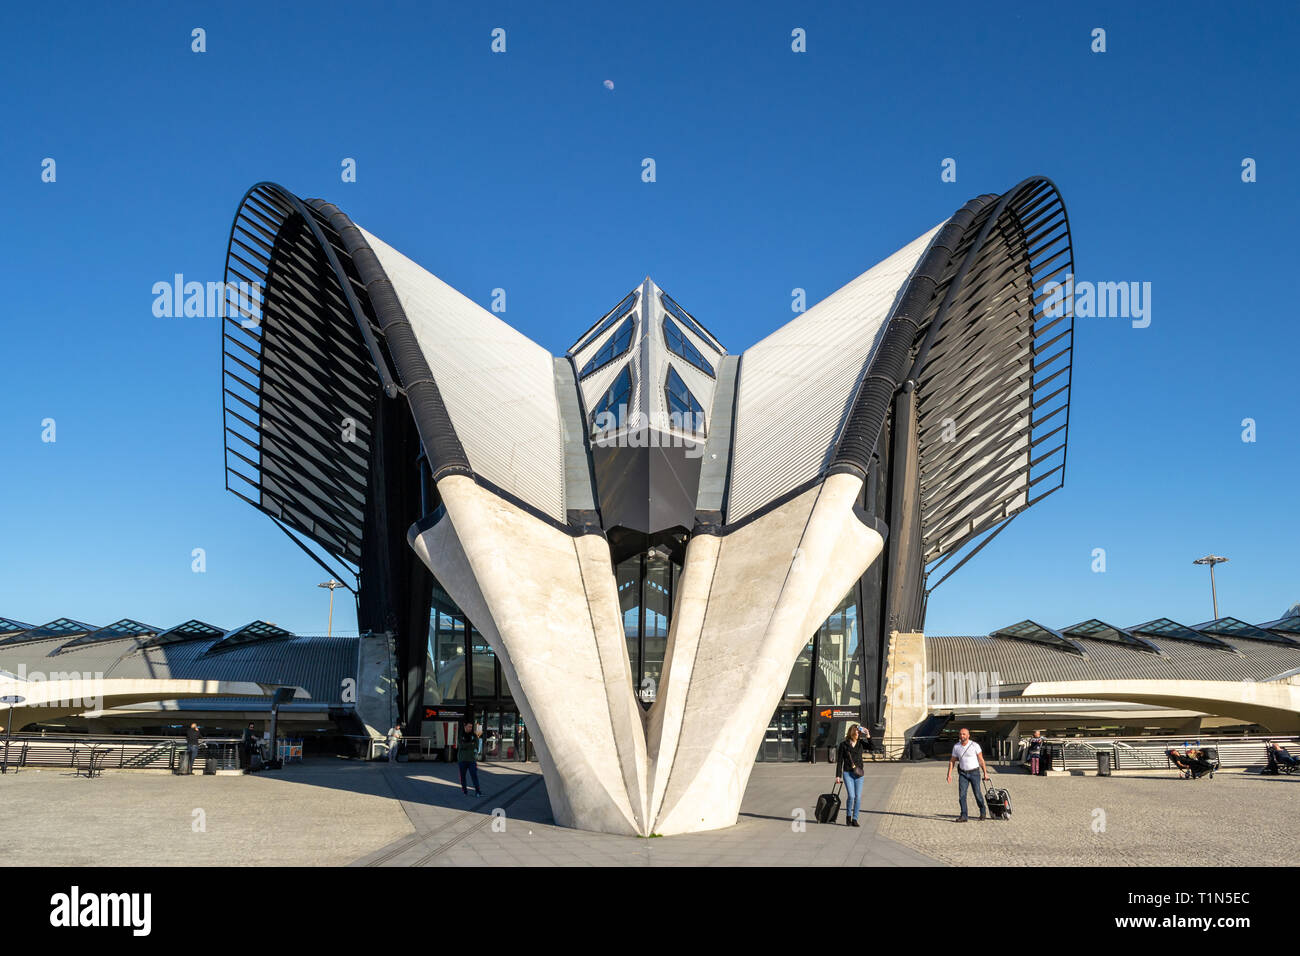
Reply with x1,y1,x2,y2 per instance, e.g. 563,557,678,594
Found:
409,774,546,866
359,766,541,867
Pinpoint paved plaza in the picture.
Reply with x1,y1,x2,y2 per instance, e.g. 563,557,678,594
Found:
879,763,1300,867
1,758,1296,866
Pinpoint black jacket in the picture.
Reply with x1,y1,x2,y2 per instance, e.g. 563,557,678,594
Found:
185,727,201,746
836,738,866,776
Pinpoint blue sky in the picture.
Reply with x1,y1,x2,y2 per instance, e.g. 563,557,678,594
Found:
1,1,1295,636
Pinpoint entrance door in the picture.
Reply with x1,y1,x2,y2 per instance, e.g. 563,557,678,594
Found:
757,705,809,762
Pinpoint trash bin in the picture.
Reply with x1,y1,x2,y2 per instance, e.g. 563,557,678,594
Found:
1096,750,1112,776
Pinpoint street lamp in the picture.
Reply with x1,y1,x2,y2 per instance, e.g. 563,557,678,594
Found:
1193,555,1229,619
317,580,345,636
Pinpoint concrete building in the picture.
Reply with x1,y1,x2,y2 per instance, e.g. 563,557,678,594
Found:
217,176,1077,834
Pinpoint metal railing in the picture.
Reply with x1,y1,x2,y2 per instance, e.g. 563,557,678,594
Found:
348,734,532,763
1030,735,1298,772
0,733,243,773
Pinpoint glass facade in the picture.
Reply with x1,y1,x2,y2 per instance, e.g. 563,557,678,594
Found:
423,605,524,760
618,549,680,703
423,561,864,762
814,595,860,706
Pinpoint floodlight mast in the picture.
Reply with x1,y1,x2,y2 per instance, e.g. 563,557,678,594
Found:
1193,555,1229,619
317,580,345,636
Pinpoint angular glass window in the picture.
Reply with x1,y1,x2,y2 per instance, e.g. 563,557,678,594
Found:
571,291,638,355
590,366,633,433
660,292,722,352
579,316,635,378
662,316,715,377
664,366,706,434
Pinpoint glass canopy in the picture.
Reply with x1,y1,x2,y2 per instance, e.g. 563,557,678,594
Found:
136,619,227,649
206,620,294,652
1126,618,1235,651
1060,619,1161,654
989,620,1086,656
1191,617,1300,647
0,618,95,646
59,618,158,650
1259,615,1300,637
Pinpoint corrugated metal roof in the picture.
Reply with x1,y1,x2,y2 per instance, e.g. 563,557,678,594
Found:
0,632,357,709
361,227,567,522
926,633,1300,691
727,222,946,522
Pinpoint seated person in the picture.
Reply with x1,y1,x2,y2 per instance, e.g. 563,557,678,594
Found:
1167,748,1192,776
1184,748,1214,777
1267,741,1298,772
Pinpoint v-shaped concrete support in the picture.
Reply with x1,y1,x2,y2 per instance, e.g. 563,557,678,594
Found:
409,472,884,835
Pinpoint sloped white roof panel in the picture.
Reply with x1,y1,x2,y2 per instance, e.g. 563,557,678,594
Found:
726,221,947,522
360,228,566,522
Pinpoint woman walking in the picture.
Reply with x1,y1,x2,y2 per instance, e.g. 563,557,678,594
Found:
835,723,869,826
457,721,483,796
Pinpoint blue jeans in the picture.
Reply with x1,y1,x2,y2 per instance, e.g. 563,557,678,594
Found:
841,772,863,820
957,768,986,817
186,744,199,773
459,761,481,794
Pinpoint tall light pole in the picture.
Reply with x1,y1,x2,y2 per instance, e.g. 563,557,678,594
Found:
1193,555,1229,619
317,580,345,636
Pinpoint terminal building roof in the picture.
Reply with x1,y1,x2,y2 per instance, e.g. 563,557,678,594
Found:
928,611,1300,687
0,617,357,711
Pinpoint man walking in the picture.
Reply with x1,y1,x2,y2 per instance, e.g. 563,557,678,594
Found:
946,727,989,822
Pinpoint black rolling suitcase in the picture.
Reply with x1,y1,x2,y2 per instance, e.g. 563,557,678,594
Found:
815,780,842,824
986,785,1011,819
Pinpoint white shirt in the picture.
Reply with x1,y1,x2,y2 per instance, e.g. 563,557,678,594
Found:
952,741,982,771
